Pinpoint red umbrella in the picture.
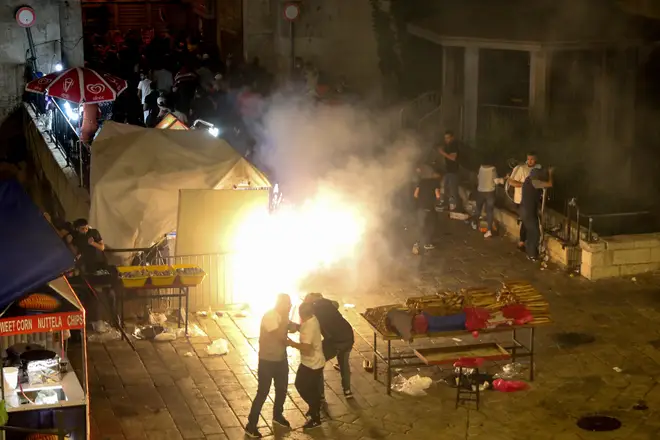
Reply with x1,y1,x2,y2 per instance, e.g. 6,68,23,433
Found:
25,67,127,104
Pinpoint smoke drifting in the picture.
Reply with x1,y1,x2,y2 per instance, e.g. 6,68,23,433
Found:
254,96,421,292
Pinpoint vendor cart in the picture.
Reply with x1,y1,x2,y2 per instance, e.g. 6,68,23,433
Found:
0,179,88,439
361,283,552,396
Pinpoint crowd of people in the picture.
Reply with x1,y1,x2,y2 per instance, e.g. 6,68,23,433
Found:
413,131,554,261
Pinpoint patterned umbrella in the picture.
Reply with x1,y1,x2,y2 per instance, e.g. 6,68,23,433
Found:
25,67,128,104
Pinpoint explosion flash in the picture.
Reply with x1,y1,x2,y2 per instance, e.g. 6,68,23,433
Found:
231,188,367,315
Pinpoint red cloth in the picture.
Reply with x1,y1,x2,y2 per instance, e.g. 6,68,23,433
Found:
464,307,491,331
412,313,428,334
501,304,533,325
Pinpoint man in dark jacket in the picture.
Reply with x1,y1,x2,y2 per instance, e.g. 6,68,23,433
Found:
303,293,355,399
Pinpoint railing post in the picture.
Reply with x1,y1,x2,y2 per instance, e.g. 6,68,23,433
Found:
77,141,84,187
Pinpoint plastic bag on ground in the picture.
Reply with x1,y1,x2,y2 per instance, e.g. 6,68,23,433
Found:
187,323,207,337
206,338,229,356
88,321,122,343
149,312,168,325
392,374,433,396
492,378,529,392
496,362,525,379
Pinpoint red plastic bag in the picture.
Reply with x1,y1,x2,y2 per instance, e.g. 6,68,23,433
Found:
464,307,491,331
492,378,529,392
412,313,428,334
501,304,533,325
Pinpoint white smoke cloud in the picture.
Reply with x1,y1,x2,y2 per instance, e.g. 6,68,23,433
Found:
253,95,422,292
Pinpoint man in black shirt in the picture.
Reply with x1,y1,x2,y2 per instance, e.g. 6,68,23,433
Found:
72,218,106,273
438,130,461,211
143,81,160,127
303,293,355,399
520,170,542,261
413,164,441,254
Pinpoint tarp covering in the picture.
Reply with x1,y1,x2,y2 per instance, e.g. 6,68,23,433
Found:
89,122,271,250
0,179,75,308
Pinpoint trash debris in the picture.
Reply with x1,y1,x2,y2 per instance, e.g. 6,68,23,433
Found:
187,323,207,338
233,312,248,318
631,277,637,282
391,374,433,396
196,311,208,317
449,212,469,221
496,363,525,379
362,360,373,372
206,338,230,356
633,400,648,411
492,378,529,392
88,321,122,343
133,325,166,340
184,352,194,357
153,332,177,342
451,338,462,342
149,312,168,325
344,304,355,309
613,367,623,373
215,311,224,318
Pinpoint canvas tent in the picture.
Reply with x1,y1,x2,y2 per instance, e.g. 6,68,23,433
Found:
89,122,271,250
0,179,75,305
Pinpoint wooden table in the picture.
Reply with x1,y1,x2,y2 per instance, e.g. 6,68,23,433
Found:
361,313,547,395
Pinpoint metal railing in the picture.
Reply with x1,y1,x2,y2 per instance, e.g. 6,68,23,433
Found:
24,93,95,189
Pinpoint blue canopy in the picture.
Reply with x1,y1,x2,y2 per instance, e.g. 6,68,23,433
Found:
0,179,75,308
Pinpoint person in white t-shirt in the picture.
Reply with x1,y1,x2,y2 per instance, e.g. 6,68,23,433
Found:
508,151,553,251
288,302,324,430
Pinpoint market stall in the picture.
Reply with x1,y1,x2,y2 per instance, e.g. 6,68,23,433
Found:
0,179,87,439
361,281,551,395
116,265,206,335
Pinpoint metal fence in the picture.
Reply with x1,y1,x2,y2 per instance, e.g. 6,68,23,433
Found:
24,94,94,189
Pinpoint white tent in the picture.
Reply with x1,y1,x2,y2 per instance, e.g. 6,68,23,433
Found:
89,122,270,250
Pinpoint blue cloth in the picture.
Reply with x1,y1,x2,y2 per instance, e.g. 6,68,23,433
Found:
0,180,74,308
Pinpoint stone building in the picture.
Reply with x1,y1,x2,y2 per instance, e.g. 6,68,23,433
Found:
0,0,83,123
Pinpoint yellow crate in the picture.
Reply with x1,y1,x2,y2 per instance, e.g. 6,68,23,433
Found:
145,265,176,286
117,266,149,288
173,264,207,286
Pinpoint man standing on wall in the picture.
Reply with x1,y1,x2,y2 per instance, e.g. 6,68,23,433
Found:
245,294,294,438
438,130,461,211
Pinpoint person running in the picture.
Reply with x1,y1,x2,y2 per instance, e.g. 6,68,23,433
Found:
287,302,324,430
245,294,293,438
303,293,355,399
413,164,441,254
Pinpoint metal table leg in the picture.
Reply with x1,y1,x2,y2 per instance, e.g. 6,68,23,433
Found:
512,328,517,362
529,327,535,381
177,287,182,328
373,332,378,380
386,340,392,396
184,286,189,336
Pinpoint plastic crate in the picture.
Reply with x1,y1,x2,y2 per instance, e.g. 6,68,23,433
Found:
117,266,149,288
145,265,176,286
173,264,206,286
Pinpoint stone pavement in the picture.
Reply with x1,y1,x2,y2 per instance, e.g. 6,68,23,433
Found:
89,217,660,440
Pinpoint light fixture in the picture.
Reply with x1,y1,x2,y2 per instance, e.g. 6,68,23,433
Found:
208,127,219,137
54,63,63,72
63,102,79,121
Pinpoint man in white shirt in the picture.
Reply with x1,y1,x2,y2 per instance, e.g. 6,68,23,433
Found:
245,294,293,438
508,151,553,252
288,302,324,430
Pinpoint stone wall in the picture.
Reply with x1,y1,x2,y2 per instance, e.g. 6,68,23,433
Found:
0,0,83,124
580,234,660,280
23,104,90,220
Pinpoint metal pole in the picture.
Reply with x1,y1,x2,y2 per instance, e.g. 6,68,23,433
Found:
25,27,38,73
290,21,295,71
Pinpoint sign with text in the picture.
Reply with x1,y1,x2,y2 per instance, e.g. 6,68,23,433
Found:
0,312,85,337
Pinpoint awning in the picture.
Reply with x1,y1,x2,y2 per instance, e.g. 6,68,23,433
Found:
0,179,75,308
